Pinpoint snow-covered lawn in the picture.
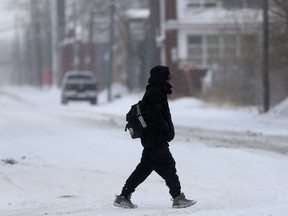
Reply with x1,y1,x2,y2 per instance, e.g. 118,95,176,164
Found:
1,87,288,216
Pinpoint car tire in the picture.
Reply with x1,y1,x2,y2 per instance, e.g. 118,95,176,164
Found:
61,98,68,105
90,98,97,105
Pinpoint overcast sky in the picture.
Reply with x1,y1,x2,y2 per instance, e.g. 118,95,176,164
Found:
0,0,17,40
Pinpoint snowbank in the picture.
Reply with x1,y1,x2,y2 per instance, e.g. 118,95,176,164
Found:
1,86,288,136
269,97,288,118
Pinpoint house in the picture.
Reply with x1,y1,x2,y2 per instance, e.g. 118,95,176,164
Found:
163,0,263,101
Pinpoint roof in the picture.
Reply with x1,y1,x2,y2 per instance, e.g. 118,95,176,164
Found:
167,8,262,32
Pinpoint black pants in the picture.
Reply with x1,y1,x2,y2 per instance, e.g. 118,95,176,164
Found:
121,146,181,198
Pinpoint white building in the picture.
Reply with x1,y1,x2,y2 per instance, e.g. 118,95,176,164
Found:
166,0,262,70
163,0,263,100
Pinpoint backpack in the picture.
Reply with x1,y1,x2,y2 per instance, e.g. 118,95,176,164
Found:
125,100,147,139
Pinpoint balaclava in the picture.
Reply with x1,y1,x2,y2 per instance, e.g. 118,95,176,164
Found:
148,65,172,94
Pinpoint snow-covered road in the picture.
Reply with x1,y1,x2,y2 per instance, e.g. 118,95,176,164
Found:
1,87,288,216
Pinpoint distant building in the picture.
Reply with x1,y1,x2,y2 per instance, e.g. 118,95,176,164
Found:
164,0,262,102
63,0,149,91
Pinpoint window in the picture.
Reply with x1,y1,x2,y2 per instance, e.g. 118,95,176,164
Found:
245,0,262,9
187,36,203,66
241,35,257,59
223,35,237,59
188,36,202,44
222,0,262,9
186,34,256,67
203,0,217,8
186,0,201,8
186,0,217,8
207,35,220,64
222,0,243,9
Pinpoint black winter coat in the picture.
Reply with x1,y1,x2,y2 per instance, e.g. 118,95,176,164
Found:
141,81,175,148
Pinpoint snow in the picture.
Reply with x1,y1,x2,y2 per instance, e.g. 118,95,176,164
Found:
1,86,288,216
125,9,150,19
176,7,262,24
269,97,288,119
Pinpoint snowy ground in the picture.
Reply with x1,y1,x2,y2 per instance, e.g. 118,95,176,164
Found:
1,86,288,216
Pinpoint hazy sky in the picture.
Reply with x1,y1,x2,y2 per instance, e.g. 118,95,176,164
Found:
0,0,17,40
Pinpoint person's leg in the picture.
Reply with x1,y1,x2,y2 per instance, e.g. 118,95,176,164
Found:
153,147,196,208
120,153,153,198
153,148,181,198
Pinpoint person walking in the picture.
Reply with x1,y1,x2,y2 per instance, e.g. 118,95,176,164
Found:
113,65,196,209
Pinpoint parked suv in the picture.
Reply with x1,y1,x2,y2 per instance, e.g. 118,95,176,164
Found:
61,70,98,105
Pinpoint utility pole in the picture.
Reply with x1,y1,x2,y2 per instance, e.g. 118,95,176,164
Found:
108,0,115,102
72,1,79,71
262,0,270,112
31,0,42,87
159,0,166,65
86,5,95,72
147,0,161,70
42,0,52,87
52,0,65,86
14,16,21,85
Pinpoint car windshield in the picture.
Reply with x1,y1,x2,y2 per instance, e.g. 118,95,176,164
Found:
67,75,93,80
